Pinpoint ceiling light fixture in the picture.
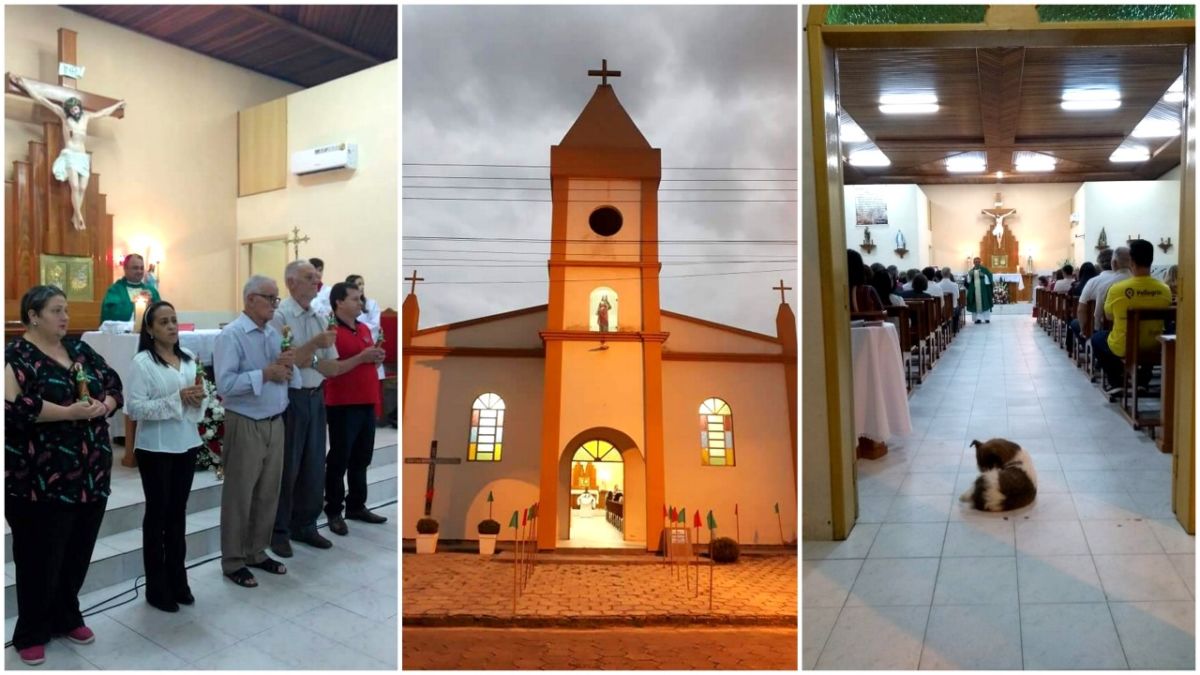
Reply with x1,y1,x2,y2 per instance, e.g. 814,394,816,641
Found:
1061,88,1121,111
848,149,891,167
946,156,986,173
1131,119,1181,138
840,122,868,143
1110,147,1150,163
878,93,938,114
1015,157,1057,172
1164,76,1185,103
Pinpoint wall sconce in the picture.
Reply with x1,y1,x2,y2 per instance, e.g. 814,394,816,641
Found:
1158,237,1173,253
1126,233,1142,244
859,226,876,254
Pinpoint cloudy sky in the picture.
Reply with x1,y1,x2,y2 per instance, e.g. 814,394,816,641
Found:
402,5,797,335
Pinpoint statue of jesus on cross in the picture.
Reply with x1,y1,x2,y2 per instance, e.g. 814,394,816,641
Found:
9,74,125,230
981,193,1016,248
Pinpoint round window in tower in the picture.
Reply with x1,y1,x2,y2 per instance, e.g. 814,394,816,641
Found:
588,206,623,237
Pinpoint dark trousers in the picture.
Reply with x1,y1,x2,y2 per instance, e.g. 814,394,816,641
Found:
1091,330,1125,387
326,405,377,517
5,496,106,649
1068,318,1081,352
135,447,197,602
275,388,327,543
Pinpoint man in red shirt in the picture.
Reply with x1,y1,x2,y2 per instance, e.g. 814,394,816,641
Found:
324,283,388,534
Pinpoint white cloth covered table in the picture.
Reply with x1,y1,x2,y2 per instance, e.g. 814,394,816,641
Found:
993,273,1025,290
81,330,221,437
851,323,912,442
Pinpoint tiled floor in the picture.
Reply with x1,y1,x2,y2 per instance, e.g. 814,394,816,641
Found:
5,503,398,670
804,312,1194,670
560,510,629,547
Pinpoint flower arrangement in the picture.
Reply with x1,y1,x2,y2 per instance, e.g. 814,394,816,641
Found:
195,370,225,478
992,280,1011,305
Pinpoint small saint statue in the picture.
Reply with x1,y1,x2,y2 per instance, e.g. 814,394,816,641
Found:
281,325,293,351
895,230,906,250
9,74,126,231
73,363,90,402
596,295,612,332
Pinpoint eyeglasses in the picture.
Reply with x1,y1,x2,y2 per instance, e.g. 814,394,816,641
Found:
250,293,281,307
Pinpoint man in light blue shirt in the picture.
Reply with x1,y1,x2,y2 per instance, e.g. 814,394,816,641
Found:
213,275,300,589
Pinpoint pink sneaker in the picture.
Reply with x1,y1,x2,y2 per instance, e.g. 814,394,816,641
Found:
17,644,46,665
65,625,94,645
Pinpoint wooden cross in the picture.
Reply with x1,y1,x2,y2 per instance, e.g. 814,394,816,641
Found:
406,269,425,295
283,226,310,260
5,28,125,120
587,59,621,86
773,279,792,304
401,441,461,516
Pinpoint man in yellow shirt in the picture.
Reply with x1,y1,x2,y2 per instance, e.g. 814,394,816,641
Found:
1091,239,1172,395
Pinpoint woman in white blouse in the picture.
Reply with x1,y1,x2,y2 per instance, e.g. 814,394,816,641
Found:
126,302,207,613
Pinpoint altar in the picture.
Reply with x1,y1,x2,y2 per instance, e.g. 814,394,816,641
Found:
81,329,220,438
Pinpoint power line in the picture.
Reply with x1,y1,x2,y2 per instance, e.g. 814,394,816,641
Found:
401,260,797,268
401,247,792,259
403,235,797,244
404,197,796,203
404,162,797,171
415,267,796,285
404,175,797,182
404,186,796,192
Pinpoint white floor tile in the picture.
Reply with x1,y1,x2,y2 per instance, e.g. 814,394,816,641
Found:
898,471,958,495
885,495,951,523
1015,520,1090,556
1149,518,1196,554
1168,554,1195,597
846,557,940,607
1108,601,1195,669
1081,519,1165,554
856,495,894,523
803,523,879,560
942,521,1015,557
1016,554,1106,604
867,523,947,558
802,559,863,608
802,607,840,670
1020,602,1127,669
919,604,1022,670
817,605,929,669
1094,554,1193,602
1071,491,1141,520
933,556,1018,606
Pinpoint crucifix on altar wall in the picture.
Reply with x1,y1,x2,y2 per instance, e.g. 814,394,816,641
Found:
6,28,126,231
283,226,310,259
982,192,1016,247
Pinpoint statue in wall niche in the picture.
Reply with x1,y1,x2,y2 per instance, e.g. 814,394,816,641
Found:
596,294,612,332
1097,227,1110,250
9,74,126,230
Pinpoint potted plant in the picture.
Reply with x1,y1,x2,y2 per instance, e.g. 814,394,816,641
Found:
711,536,741,564
477,518,501,556
415,517,439,554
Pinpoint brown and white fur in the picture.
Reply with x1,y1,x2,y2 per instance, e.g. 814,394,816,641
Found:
959,438,1038,512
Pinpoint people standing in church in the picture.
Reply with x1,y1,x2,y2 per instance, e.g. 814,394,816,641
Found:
309,257,332,315
847,250,884,312
213,275,299,588
269,260,341,555
1089,246,1132,331
1070,263,1097,298
126,301,207,612
100,254,162,323
899,273,935,300
1091,240,1172,394
324,282,389,536
1053,264,1075,293
347,273,386,383
965,257,994,323
886,265,901,292
869,264,904,307
901,268,920,291
5,286,123,664
937,268,961,333
1075,248,1116,341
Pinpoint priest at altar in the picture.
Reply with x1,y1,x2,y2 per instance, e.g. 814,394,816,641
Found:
100,254,161,322
965,256,994,324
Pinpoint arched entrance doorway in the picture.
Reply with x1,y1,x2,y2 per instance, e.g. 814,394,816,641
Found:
557,429,645,548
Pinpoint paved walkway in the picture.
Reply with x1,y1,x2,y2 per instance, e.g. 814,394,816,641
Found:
402,626,798,669
403,553,796,624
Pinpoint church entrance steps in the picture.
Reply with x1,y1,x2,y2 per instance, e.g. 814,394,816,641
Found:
4,429,398,619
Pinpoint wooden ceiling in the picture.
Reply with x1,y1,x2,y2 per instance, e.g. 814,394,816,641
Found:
66,5,396,88
837,45,1186,184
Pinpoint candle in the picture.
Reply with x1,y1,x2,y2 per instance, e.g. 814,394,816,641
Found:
281,326,293,351
132,296,149,333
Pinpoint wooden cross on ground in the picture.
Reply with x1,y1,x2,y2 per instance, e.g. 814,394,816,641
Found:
406,269,424,295
588,59,621,85
283,226,310,260
403,440,461,516
6,28,125,119
773,279,792,304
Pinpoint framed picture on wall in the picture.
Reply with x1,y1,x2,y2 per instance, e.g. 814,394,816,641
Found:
854,192,889,227
991,254,1008,270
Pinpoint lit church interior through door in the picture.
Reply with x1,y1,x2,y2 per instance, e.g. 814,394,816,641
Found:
565,440,628,547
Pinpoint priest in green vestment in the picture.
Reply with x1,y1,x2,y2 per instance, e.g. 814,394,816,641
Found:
965,256,994,324
100,254,161,322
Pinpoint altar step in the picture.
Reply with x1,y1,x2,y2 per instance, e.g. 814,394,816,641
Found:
4,430,397,618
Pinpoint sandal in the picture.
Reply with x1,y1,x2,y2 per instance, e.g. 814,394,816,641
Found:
225,567,258,588
247,558,287,575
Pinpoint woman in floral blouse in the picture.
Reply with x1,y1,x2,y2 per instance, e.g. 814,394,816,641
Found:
126,301,208,613
4,285,123,666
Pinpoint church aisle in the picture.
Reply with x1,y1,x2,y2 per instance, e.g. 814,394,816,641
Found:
804,313,1193,670
3,503,397,670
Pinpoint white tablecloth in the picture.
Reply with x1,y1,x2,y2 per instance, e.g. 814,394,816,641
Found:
851,323,912,442
994,273,1025,290
81,330,221,437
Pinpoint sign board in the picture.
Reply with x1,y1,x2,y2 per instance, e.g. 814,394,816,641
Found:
666,525,694,563
404,457,462,465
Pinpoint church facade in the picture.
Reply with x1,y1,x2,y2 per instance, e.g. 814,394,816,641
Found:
402,75,797,550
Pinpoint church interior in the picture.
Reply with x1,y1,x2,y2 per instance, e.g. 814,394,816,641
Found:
4,5,397,669
803,6,1195,670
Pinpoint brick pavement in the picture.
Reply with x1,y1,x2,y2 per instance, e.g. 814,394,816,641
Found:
402,553,796,625
402,626,798,669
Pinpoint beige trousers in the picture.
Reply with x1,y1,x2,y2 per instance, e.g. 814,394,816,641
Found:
220,411,285,574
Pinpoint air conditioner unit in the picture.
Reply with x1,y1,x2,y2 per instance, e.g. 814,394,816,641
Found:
291,142,357,175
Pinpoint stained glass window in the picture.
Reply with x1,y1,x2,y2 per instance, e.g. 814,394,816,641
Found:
572,439,622,463
699,398,734,467
467,393,505,462
826,5,986,25
1037,5,1193,22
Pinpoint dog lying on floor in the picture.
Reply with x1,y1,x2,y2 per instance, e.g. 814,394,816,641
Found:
959,438,1038,512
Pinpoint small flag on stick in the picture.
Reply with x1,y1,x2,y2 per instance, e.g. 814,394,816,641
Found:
510,510,519,613
678,508,686,524
775,501,785,545
734,503,740,544
670,506,677,522
706,510,717,531
487,490,494,520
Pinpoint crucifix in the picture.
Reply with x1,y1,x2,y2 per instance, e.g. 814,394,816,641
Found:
981,192,1016,247
283,226,310,260
6,28,126,231
587,59,621,85
773,279,792,304
406,269,425,295
402,441,461,516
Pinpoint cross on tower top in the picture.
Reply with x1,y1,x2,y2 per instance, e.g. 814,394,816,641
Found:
406,269,425,295
587,59,621,86
773,279,792,304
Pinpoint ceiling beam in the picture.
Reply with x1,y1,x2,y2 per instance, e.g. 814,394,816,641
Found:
874,136,1127,153
845,171,1139,185
229,5,381,67
976,47,1025,172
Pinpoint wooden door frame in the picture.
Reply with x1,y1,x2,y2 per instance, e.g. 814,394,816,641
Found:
806,6,1196,535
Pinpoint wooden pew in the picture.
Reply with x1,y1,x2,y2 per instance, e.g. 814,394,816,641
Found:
1157,335,1176,454
1078,299,1095,371
885,304,916,391
1119,307,1176,435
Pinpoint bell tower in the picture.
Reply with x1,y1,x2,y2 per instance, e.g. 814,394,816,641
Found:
537,61,667,550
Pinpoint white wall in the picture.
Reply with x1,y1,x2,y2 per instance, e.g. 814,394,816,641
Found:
843,184,929,270
1078,180,1180,267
